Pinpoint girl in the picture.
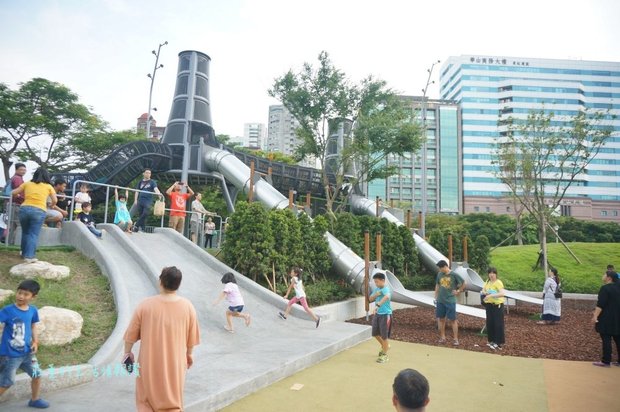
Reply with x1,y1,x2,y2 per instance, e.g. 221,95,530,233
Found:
481,266,507,350
114,187,133,233
538,268,561,325
213,272,251,333
73,183,91,215
278,267,321,328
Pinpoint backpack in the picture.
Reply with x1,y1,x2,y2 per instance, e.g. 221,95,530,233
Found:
553,282,563,299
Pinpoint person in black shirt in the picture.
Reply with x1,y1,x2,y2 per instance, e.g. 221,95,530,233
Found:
130,169,161,233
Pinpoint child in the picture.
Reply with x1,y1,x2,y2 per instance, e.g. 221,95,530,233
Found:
0,280,50,408
278,267,321,328
369,272,392,363
78,202,102,238
213,272,251,333
114,188,133,233
73,183,91,215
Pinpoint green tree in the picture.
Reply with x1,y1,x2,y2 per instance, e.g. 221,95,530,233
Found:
298,213,331,280
493,108,615,275
469,235,491,273
269,51,422,216
399,225,419,276
377,218,404,274
428,229,447,257
333,212,363,257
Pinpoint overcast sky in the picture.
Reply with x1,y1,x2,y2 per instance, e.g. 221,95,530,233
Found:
1,0,619,140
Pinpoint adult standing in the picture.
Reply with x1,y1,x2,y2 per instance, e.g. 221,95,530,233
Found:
591,270,620,367
11,168,56,263
166,182,194,234
538,268,562,325
6,163,26,243
204,216,216,248
481,267,506,350
190,193,214,244
434,260,465,346
131,169,161,233
124,266,200,411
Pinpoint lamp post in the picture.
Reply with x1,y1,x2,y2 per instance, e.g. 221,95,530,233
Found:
419,59,440,238
146,41,168,140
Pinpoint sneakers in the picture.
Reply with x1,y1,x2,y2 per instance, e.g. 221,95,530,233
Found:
592,361,611,368
438,338,446,344
28,398,50,409
453,340,460,346
612,362,620,367
224,325,234,333
24,258,38,264
376,353,389,363
315,316,321,328
278,312,287,320
132,226,139,233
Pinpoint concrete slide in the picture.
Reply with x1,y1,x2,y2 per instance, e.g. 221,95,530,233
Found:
204,146,487,319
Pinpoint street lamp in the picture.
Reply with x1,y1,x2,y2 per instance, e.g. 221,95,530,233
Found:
419,59,440,239
146,41,168,140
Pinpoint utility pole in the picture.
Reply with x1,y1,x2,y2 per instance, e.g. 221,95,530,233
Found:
419,59,440,238
146,41,168,140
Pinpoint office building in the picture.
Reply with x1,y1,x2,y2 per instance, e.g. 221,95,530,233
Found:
440,55,620,221
243,122,266,149
267,105,315,167
366,97,462,214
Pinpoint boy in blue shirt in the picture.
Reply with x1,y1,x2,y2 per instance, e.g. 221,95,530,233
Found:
0,280,49,408
369,272,392,364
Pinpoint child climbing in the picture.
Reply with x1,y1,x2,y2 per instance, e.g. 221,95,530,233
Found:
213,272,251,333
278,267,321,328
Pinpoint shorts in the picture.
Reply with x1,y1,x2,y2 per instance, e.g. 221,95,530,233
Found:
0,354,40,387
228,305,244,313
169,215,185,233
45,208,63,221
436,302,457,321
190,220,198,234
372,314,392,340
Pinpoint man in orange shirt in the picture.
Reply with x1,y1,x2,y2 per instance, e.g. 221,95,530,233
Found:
165,181,194,234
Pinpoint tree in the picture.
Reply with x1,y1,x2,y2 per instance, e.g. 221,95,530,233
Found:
269,51,422,217
298,213,331,280
399,225,419,276
0,78,142,180
493,108,615,275
469,235,491,273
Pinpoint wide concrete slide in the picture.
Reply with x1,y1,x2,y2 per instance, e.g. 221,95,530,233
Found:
350,194,543,306
204,146,487,319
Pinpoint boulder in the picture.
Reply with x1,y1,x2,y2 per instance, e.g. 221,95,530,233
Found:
0,288,14,303
38,306,83,345
9,261,70,280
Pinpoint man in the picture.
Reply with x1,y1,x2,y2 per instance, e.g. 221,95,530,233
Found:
45,178,68,228
6,163,26,243
190,193,215,243
130,169,161,233
392,369,430,412
166,181,194,234
434,260,465,346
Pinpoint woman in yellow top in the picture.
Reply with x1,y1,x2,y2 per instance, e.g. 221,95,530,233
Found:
481,266,507,350
11,168,57,263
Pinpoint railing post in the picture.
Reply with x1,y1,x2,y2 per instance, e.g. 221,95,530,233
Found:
364,230,370,321
448,234,453,266
103,186,110,224
375,196,380,218
376,231,382,265
406,209,412,229
248,161,255,202
288,189,294,209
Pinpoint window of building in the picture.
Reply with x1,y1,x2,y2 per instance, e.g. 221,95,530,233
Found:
601,210,608,216
506,206,511,212
613,210,618,216
485,207,491,212
474,206,480,212
561,205,572,216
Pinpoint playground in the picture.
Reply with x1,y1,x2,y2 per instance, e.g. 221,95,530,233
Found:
1,49,618,411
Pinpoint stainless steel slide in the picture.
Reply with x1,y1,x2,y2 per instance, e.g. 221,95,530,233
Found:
204,145,487,318
350,194,543,306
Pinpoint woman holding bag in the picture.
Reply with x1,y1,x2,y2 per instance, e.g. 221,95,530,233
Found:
481,267,507,350
538,268,562,325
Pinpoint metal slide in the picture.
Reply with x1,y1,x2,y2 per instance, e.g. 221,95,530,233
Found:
350,195,543,306
204,145,487,319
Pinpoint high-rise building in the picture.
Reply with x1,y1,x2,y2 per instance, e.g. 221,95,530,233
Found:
366,97,462,214
267,105,315,167
440,55,620,221
243,123,266,149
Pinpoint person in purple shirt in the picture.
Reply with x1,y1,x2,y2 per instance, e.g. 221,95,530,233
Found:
6,163,26,243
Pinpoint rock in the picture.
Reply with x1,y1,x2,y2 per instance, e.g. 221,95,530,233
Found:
38,306,83,345
0,289,14,303
9,261,71,280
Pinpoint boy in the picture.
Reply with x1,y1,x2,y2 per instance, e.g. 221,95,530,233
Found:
114,188,133,233
0,280,49,408
77,202,102,238
369,272,392,363
434,260,464,346
392,368,430,411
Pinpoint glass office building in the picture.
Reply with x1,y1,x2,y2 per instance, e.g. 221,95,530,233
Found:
440,55,620,221
366,97,462,214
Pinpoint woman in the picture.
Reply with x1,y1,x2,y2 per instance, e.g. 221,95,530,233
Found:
204,216,216,248
538,268,561,325
11,168,57,263
481,267,506,350
124,266,201,410
591,270,620,367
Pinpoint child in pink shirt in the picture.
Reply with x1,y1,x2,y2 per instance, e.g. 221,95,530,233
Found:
213,272,251,333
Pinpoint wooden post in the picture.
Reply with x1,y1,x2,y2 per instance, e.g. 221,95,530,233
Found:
448,234,453,266
376,231,382,265
364,230,370,320
390,198,394,208
288,189,294,209
375,196,380,218
305,192,311,209
463,235,468,262
248,161,255,202
406,209,412,229
267,166,272,177
418,211,422,228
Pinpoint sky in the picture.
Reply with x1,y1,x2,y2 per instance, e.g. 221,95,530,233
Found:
1,0,620,141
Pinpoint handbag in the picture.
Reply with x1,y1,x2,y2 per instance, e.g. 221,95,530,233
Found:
153,199,165,217
553,283,563,299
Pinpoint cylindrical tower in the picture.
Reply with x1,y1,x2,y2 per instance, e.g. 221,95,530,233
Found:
162,50,215,179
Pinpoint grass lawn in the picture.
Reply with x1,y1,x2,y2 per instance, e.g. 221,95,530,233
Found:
0,246,116,369
490,242,619,293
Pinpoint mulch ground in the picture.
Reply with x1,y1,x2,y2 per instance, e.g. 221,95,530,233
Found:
349,300,602,361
